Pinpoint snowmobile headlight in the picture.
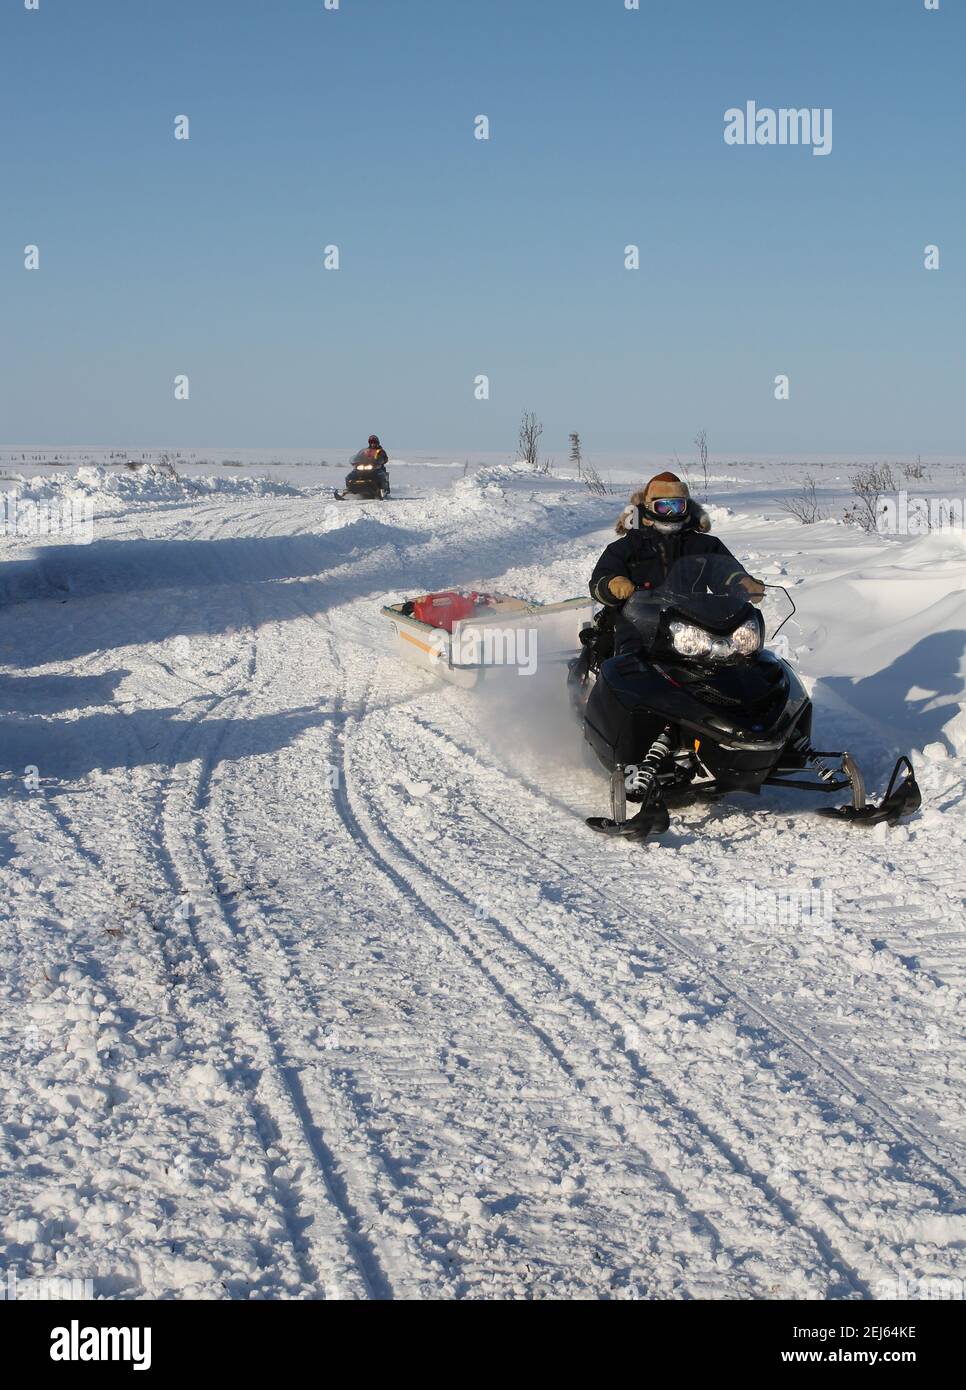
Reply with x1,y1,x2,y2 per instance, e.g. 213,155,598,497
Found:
357,462,374,470
731,617,763,656
669,621,714,658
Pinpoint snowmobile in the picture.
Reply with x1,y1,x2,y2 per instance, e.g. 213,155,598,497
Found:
568,557,920,840
335,449,390,500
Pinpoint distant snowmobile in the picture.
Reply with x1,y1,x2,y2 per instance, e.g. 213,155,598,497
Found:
335,447,390,500
569,558,921,840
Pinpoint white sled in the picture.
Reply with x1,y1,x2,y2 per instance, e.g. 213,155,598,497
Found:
381,593,592,687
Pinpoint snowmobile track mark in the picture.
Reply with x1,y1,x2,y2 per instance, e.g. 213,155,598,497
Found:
192,702,457,1299
151,666,397,1299
78,578,379,1297
335,700,870,1297
370,702,966,1290
412,707,966,1186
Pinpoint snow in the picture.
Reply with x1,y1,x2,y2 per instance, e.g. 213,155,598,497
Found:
6,464,326,509
1,456,964,1300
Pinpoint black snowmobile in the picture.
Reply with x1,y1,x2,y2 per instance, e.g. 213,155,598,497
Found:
335,449,390,500
568,557,920,840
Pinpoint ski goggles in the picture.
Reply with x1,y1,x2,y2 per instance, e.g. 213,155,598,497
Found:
649,496,688,517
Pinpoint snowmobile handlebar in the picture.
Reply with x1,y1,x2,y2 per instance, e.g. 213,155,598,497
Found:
762,582,796,640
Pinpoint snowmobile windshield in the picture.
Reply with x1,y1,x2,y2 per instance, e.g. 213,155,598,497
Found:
622,556,794,657
350,450,382,469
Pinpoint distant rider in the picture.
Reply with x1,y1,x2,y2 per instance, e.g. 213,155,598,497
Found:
365,434,389,467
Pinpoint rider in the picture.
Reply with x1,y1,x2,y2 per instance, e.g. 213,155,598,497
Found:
589,472,764,652
365,434,389,467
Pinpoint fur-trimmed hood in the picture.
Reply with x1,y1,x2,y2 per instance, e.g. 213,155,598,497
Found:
615,489,712,536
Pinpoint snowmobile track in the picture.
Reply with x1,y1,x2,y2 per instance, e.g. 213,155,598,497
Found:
154,694,382,1299
191,698,469,1298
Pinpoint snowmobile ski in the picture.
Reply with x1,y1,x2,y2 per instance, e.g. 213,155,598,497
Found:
816,755,921,825
587,751,673,840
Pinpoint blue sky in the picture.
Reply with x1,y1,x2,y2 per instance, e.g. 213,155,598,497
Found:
1,0,962,456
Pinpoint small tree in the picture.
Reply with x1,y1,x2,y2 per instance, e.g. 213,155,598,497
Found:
671,450,692,493
581,459,610,496
569,432,582,479
778,474,824,524
518,410,543,469
694,429,709,499
843,463,896,533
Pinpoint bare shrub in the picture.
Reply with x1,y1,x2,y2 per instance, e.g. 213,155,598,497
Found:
778,474,825,524
518,410,543,469
581,459,611,496
843,463,896,532
671,450,692,493
694,429,710,499
569,432,582,479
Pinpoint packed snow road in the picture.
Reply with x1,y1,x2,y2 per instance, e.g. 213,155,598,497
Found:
2,466,964,1299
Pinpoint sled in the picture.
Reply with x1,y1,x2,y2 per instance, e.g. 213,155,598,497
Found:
381,592,592,688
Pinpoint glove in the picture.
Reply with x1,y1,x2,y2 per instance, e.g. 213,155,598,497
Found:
608,576,635,601
738,575,766,604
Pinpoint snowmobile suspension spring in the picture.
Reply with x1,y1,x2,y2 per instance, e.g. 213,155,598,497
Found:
625,729,674,803
794,735,839,785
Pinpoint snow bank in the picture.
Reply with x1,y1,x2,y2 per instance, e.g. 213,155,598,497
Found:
447,462,601,521
8,465,318,510
942,704,966,757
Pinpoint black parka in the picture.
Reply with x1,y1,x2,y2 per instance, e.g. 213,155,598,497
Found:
589,505,750,649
